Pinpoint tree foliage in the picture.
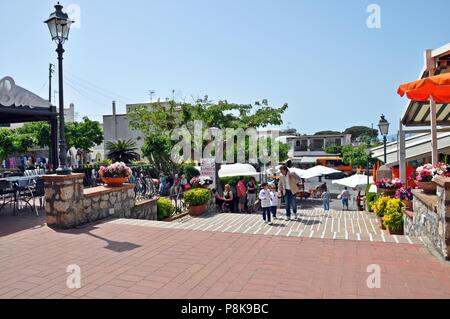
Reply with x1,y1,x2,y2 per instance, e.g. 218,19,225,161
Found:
66,117,103,163
130,97,289,177
344,126,378,142
325,144,343,156
15,122,51,148
315,130,341,136
106,139,140,164
342,144,370,167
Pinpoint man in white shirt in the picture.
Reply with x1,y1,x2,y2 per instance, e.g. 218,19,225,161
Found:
278,165,300,221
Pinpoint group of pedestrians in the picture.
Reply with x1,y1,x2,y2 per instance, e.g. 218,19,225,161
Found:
158,172,189,196
213,165,354,224
214,176,259,213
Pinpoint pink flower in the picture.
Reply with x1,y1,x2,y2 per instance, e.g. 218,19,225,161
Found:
416,175,422,181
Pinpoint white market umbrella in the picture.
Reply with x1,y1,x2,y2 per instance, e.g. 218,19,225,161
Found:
301,165,341,180
332,174,369,188
218,164,258,178
290,167,306,179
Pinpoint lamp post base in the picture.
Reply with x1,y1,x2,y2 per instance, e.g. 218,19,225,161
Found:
56,166,72,176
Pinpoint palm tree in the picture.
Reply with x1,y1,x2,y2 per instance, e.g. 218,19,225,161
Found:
106,139,140,164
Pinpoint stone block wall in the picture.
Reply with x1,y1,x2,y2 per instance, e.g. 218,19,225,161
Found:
44,174,85,229
405,177,450,260
130,199,158,220
83,185,136,223
44,174,158,229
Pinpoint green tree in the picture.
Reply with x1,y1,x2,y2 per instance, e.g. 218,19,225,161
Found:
66,117,103,164
342,144,370,167
0,128,16,161
315,130,342,136
15,122,51,148
325,144,343,155
344,126,378,142
106,139,140,164
130,97,288,191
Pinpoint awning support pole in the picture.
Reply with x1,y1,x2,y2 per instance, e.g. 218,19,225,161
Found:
398,119,406,184
430,96,438,166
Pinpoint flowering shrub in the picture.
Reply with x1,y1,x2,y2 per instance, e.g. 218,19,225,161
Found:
183,188,211,206
376,178,403,189
372,196,390,217
157,197,175,220
190,176,213,188
382,210,404,232
99,162,132,178
412,163,450,182
395,187,413,201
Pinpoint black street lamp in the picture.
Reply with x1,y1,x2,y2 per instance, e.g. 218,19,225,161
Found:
378,114,390,164
45,2,74,175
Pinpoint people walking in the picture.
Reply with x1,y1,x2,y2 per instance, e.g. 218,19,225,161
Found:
236,176,247,213
322,187,330,211
246,177,257,214
269,184,278,219
259,183,272,225
278,165,300,221
340,187,350,211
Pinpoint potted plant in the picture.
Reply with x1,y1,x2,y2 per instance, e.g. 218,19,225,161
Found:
157,197,176,221
183,188,211,216
412,163,450,194
382,198,405,235
372,196,390,229
98,162,132,187
376,178,403,197
395,187,414,210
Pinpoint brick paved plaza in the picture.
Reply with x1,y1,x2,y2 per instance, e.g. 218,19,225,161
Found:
1,209,450,299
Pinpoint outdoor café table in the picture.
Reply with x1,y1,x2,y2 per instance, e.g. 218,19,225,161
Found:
0,175,44,215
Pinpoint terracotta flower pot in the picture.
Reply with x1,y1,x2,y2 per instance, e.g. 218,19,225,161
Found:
188,204,207,217
386,226,403,235
102,177,129,187
415,181,436,194
381,188,397,197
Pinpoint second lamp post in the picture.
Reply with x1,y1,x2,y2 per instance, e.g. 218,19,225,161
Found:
45,2,74,175
378,114,390,164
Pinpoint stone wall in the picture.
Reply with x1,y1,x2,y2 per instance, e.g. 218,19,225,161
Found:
84,185,136,223
44,174,85,229
130,199,158,220
44,174,158,229
405,177,450,260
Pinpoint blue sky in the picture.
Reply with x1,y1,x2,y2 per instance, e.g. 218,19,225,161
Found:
1,0,448,135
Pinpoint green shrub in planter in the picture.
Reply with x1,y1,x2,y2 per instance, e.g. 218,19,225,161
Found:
382,211,403,232
366,192,378,212
183,188,211,207
157,197,175,220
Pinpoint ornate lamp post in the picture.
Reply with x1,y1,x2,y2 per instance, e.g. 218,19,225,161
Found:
378,114,390,164
44,2,74,175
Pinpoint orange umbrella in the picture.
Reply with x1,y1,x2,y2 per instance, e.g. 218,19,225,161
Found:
397,72,450,166
398,73,450,103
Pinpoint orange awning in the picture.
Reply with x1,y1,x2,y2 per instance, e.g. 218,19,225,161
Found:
398,73,450,103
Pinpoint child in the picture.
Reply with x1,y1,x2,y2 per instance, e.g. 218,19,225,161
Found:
259,183,272,225
269,184,278,219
